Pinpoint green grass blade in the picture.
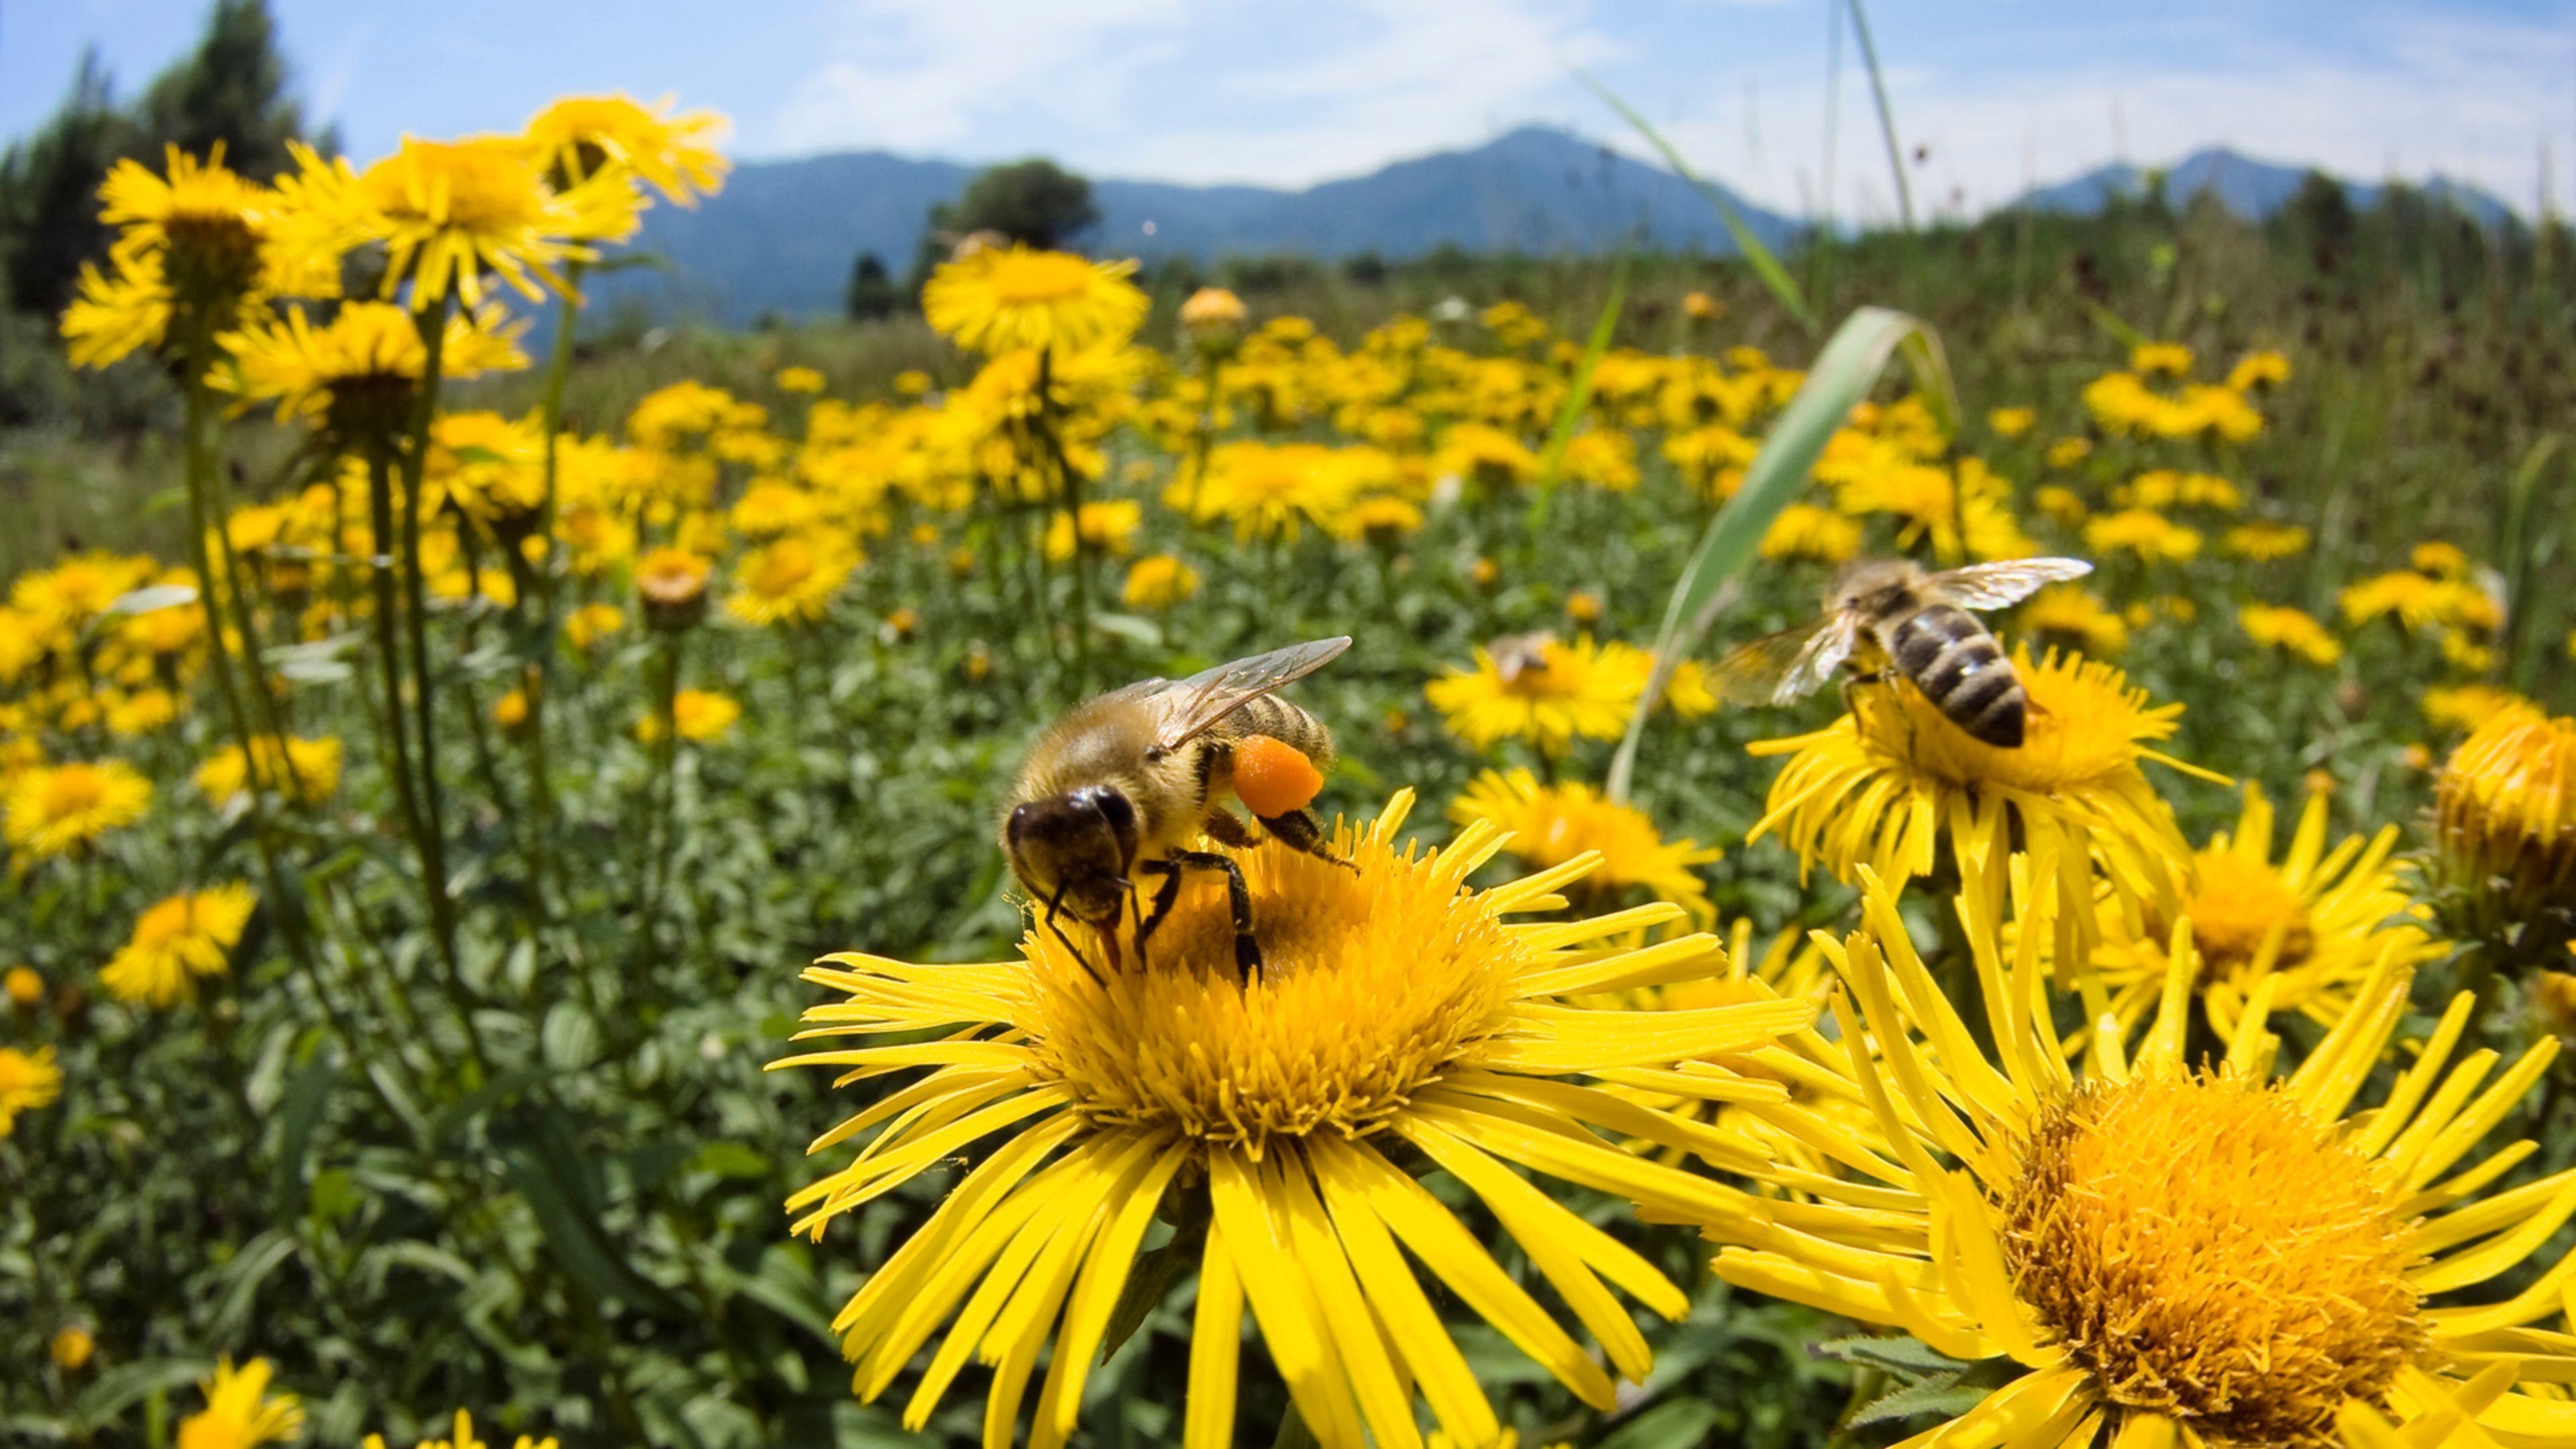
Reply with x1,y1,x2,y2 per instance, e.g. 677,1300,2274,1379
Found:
1577,69,1819,334
1843,0,1915,233
1609,305,1953,800
1528,253,1631,531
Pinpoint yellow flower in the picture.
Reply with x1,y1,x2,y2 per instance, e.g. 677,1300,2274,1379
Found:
49,1326,94,1372
635,547,713,631
217,301,527,438
1122,554,1200,610
1450,769,1717,923
102,883,258,1008
1748,647,2218,927
2019,584,2129,656
2224,519,2310,560
5,759,152,859
2411,539,2471,578
2082,507,2201,563
10,551,156,633
2080,784,2434,1042
177,1358,303,1449
1186,441,1366,542
7,965,42,1009
2115,468,2241,512
1042,499,1143,561
0,1046,62,1137
1426,635,1650,756
295,134,637,307
363,1408,558,1449
564,602,625,651
2045,436,2092,469
195,736,343,810
774,364,824,394
427,411,545,526
894,369,932,396
2422,683,2528,735
1681,289,1724,321
2432,704,2576,943
492,690,531,731
638,688,740,744
61,250,176,369
523,92,729,204
775,792,1812,1449
2129,339,2193,376
2226,348,2292,390
1330,495,1424,544
725,534,857,627
1757,504,1863,564
1988,405,2037,438
1178,286,1247,339
2239,603,2342,667
1435,421,1541,492
105,689,181,737
922,245,1147,356
1711,877,2576,1449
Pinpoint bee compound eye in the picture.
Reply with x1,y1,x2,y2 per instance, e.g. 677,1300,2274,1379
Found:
1084,788,1136,834
1005,802,1037,843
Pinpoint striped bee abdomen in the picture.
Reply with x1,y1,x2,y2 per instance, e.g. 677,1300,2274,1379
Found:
1216,692,1336,769
1884,603,2028,747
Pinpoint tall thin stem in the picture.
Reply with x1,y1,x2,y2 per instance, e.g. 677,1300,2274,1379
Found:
398,297,470,1021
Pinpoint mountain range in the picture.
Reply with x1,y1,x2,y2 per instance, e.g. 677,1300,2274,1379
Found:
604,127,2516,327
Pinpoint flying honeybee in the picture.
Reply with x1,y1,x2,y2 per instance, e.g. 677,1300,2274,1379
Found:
1486,629,1556,684
1002,637,1352,974
1711,557,2094,747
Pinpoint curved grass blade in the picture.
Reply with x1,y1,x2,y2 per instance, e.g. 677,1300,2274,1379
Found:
1609,305,1956,800
1529,252,1631,531
1576,69,1819,335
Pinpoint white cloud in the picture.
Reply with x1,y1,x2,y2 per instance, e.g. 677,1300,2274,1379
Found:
764,0,1190,156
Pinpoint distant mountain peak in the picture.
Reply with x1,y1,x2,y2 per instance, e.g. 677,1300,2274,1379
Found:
2018,146,2516,227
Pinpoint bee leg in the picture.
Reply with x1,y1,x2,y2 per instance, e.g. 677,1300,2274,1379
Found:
1042,888,1109,985
1133,862,1185,954
1258,808,1356,871
1201,808,1258,849
1167,847,1262,975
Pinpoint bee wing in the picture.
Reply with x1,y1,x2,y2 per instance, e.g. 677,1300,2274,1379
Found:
1926,557,2094,610
1150,636,1354,751
1710,614,1860,706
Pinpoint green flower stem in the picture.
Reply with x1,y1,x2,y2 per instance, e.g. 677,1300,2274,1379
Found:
398,296,476,1067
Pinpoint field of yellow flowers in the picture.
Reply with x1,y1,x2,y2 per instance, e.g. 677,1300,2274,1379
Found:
6,93,2576,1449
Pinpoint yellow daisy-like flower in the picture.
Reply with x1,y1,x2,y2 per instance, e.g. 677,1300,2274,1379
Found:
2431,703,2576,944
1988,406,2037,438
2080,784,2434,1042
1185,441,1366,543
296,135,637,307
1122,554,1200,610
1041,499,1143,561
2225,519,2312,560
216,301,527,437
774,792,1813,1449
634,547,713,630
2422,683,2528,735
2129,339,2194,376
1449,768,1718,924
194,735,343,810
564,602,625,651
2241,603,2342,666
725,534,857,627
1758,503,1864,564
0,1045,63,1137
362,1407,557,1449
775,364,825,394
638,688,740,744
7,965,42,1008
922,245,1148,356
5,759,152,859
61,249,177,369
1711,876,2576,1449
2083,507,2202,563
523,92,729,204
48,1325,94,1372
1748,647,2218,930
2019,584,2129,656
2228,348,2292,390
1426,635,1650,756
177,1357,303,1449
101,883,258,1008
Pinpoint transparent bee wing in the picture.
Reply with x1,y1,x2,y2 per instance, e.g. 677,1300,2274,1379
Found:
1150,636,1354,751
1711,614,1860,706
1927,557,2094,610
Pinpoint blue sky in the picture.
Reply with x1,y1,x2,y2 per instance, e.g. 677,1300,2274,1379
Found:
5,1,2571,221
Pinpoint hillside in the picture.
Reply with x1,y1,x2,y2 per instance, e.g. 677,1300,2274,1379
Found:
604,125,1802,326
2020,146,2515,227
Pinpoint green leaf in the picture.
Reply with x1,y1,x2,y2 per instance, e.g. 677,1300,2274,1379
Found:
502,1134,692,1320
209,1230,301,1342
1528,255,1630,530
272,1047,338,1204
1576,69,1817,333
1609,305,1954,800
308,1167,361,1227
1849,1374,1999,1428
70,1359,207,1432
1597,1399,1723,1449
688,1141,773,1181
540,1001,599,1071
1812,1333,1972,1378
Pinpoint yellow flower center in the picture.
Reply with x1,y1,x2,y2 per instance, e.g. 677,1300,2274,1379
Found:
983,252,1101,306
1023,831,1520,1155
749,540,816,597
2176,859,2314,969
37,765,111,819
1854,648,2169,796
2002,1073,2425,1445
131,897,197,950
